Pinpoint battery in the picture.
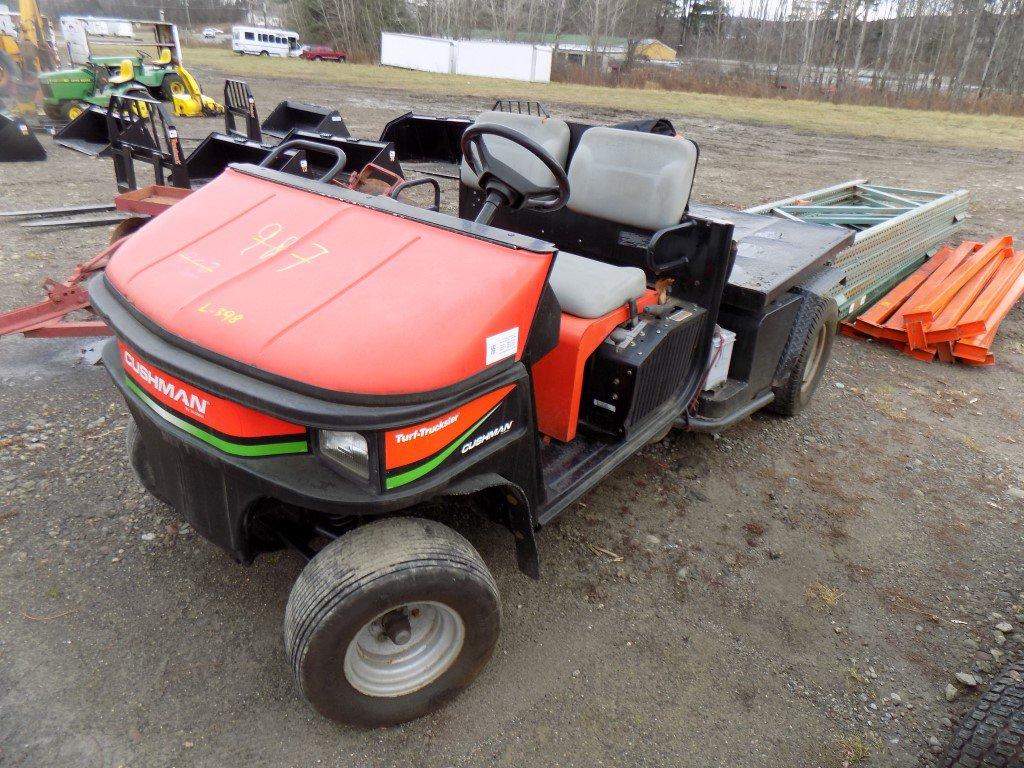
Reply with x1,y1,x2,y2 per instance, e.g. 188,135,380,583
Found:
703,326,736,391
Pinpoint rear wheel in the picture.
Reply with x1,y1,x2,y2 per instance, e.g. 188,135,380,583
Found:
160,73,186,100
260,50,269,56
945,659,1024,767
109,216,148,244
284,517,501,727
769,293,837,417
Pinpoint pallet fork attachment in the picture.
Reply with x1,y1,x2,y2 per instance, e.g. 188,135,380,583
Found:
108,94,189,192
223,78,262,142
184,79,273,185
0,111,46,161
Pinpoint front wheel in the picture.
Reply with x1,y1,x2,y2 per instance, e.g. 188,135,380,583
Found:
61,101,85,122
284,517,501,727
768,293,837,417
161,73,186,100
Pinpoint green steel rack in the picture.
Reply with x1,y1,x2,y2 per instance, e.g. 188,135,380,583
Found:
746,180,969,318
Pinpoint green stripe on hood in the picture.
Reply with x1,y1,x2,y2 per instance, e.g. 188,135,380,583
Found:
385,405,500,490
125,375,308,458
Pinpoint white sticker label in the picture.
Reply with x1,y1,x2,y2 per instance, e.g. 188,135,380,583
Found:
485,328,519,365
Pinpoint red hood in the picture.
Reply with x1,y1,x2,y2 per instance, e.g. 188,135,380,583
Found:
105,169,552,395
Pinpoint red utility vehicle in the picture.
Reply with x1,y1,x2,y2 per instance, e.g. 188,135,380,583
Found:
300,44,346,62
90,109,851,727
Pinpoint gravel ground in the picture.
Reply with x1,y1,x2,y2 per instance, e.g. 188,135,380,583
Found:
1,62,1024,768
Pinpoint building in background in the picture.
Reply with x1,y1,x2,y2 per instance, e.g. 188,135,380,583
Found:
635,38,676,61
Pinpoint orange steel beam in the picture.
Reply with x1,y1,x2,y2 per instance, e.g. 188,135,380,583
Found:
955,248,1024,339
954,257,1024,363
924,253,1006,344
882,242,976,342
851,245,962,338
903,237,1010,349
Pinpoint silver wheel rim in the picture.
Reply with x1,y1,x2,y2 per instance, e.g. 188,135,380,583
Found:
800,323,828,396
344,602,465,698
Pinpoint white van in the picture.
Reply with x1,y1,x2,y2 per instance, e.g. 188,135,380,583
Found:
232,25,301,57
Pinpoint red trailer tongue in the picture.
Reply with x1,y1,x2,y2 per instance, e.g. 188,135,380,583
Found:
105,167,553,396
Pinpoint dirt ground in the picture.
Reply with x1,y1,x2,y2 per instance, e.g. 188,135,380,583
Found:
1,61,1023,768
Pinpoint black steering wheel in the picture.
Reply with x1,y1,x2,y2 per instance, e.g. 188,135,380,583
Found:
460,124,570,222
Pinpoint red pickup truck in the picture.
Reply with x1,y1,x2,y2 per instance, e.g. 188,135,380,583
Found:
300,45,347,62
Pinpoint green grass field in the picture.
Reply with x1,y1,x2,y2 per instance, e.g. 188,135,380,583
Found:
186,47,1024,151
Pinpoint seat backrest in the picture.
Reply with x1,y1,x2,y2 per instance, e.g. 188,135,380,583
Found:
567,126,698,231
111,59,135,83
155,47,173,65
460,110,570,191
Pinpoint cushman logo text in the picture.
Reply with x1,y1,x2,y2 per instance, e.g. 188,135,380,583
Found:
394,414,459,444
123,350,210,417
461,421,513,454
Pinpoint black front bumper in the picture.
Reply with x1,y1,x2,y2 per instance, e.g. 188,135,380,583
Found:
107,339,457,559
92,276,539,562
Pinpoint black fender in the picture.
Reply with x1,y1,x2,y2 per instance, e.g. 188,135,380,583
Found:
445,472,540,580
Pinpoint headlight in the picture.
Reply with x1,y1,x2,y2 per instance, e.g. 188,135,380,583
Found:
318,430,369,480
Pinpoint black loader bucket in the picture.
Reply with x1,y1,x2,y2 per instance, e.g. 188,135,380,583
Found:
378,113,471,164
54,105,113,156
261,100,349,140
611,117,676,135
183,133,271,185
277,129,402,181
0,112,46,161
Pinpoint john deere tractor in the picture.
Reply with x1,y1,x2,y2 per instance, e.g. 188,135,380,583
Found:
37,19,221,120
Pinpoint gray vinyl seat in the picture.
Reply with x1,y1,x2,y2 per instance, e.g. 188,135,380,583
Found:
460,111,571,190
549,252,647,319
566,126,698,231
547,128,698,318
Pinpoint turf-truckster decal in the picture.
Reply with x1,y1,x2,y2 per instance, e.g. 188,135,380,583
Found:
119,343,309,457
384,385,516,490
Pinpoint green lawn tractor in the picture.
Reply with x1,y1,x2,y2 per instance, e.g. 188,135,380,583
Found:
38,19,221,120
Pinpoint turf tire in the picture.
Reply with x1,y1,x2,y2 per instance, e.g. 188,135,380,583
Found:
61,101,85,122
160,73,185,101
768,293,837,417
945,659,1024,768
284,517,501,727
